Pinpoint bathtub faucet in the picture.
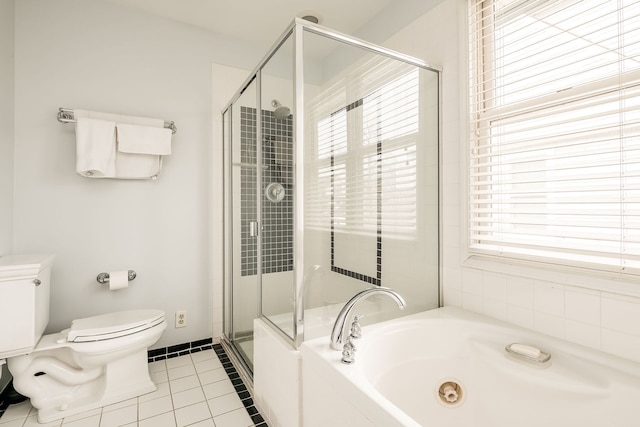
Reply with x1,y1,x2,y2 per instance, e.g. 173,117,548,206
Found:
330,287,406,351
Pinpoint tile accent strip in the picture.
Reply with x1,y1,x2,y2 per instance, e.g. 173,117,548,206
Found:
147,337,214,362
147,339,268,427
329,98,383,286
213,343,268,427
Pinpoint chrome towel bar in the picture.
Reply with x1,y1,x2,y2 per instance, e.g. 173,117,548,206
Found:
57,107,177,134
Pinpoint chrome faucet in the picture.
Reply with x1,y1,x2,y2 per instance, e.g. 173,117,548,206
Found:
330,287,406,351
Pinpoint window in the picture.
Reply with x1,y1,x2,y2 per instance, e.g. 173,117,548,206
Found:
297,61,423,284
309,65,421,239
469,0,640,274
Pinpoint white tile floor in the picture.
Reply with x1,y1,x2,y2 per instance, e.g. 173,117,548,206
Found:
0,349,263,427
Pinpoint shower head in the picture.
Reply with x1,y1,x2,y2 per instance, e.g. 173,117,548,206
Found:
271,99,291,120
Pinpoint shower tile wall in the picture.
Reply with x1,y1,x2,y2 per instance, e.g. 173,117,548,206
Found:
240,107,257,276
240,106,293,276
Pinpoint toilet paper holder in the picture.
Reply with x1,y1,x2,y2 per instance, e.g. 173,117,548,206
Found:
96,270,137,284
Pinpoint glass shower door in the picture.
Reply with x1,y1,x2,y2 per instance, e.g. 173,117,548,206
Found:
224,78,259,371
223,33,297,374
259,34,296,339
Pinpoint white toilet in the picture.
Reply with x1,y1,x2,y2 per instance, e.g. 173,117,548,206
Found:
0,254,166,423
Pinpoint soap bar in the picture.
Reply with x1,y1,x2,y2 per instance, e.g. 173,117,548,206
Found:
509,343,541,358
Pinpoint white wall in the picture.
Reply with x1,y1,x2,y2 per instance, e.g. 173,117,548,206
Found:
0,0,15,394
11,0,262,349
0,0,14,257
382,0,640,364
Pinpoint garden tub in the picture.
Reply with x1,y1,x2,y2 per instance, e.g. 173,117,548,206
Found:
301,306,640,426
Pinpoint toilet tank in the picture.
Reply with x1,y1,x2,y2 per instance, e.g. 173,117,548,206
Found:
0,254,55,359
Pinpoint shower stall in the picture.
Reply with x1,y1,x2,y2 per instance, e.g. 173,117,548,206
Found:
222,18,440,374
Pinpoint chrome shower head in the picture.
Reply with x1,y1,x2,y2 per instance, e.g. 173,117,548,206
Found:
271,99,291,120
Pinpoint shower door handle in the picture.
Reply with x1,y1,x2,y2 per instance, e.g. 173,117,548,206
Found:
249,221,259,237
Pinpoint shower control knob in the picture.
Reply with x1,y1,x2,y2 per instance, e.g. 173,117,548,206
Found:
266,182,285,203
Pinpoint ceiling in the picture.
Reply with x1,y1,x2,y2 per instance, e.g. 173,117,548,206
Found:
100,0,401,52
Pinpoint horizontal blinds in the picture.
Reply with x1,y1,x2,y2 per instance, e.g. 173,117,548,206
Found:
469,0,640,273
306,68,420,238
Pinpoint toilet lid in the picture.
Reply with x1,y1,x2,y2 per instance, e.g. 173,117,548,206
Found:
67,309,165,342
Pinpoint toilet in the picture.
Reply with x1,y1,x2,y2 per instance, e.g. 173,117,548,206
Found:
0,254,166,423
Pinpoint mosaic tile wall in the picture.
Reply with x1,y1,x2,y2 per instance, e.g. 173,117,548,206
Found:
240,107,294,276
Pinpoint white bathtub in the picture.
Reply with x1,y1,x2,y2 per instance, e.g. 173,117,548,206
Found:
301,306,640,427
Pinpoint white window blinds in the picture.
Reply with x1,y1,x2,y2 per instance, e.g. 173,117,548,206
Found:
308,65,421,239
468,0,640,274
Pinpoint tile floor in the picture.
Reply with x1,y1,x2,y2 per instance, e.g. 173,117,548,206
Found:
0,345,267,427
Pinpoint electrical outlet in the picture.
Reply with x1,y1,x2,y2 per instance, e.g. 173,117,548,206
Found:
175,310,187,328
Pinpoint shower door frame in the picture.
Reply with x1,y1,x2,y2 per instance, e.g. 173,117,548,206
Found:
222,18,442,356
222,101,257,376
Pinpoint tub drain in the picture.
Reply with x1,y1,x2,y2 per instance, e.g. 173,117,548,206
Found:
437,381,464,406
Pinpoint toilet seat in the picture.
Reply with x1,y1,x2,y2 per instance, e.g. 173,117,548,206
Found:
67,309,165,342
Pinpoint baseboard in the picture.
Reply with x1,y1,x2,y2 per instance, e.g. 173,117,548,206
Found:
147,337,215,362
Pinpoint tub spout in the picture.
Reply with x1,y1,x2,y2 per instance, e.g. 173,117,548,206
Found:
330,287,406,351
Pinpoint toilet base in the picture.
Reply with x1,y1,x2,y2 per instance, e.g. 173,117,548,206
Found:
36,377,156,424
9,345,160,424
6,312,166,423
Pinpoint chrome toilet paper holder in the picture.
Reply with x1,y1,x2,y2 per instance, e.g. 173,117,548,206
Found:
96,270,137,284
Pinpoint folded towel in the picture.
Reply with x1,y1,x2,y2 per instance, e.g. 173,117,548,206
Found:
73,110,169,179
116,123,172,155
115,152,163,179
75,117,116,178
74,109,162,127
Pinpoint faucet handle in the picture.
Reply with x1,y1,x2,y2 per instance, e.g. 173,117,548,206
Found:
350,315,363,339
341,336,356,364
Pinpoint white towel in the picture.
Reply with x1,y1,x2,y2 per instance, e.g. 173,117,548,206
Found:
74,109,161,127
117,124,172,155
75,117,117,178
114,152,163,179
73,110,169,179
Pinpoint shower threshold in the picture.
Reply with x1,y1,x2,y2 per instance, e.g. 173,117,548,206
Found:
223,331,255,385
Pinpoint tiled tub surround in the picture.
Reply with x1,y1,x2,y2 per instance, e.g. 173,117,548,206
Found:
445,267,640,365
301,306,640,427
0,344,267,427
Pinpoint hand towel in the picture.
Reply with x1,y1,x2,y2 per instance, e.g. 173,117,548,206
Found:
113,152,163,180
75,117,116,178
74,110,168,179
116,124,172,155
74,109,161,127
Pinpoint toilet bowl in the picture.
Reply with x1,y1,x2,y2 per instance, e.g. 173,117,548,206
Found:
8,309,166,423
0,255,166,423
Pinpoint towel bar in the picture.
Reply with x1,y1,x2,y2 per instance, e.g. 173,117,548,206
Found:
57,107,177,134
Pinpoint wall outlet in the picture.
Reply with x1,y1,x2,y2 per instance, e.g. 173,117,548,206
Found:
175,310,187,328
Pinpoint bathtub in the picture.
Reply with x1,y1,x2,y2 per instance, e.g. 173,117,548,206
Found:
255,300,417,427
300,306,640,427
